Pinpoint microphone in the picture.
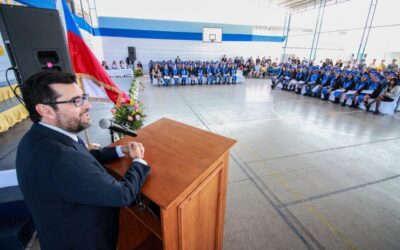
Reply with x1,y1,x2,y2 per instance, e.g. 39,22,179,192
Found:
99,119,137,137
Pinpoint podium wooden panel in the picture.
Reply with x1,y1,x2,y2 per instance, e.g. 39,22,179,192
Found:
107,118,236,250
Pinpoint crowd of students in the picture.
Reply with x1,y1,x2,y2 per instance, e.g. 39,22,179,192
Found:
270,59,400,115
148,58,241,86
100,55,400,115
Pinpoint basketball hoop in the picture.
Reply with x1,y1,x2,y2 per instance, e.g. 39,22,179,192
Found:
209,34,216,43
203,28,222,43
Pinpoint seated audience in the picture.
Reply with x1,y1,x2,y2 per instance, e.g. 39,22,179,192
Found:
148,58,245,86
332,72,355,103
111,60,118,69
119,60,126,69
342,73,369,107
101,61,109,70
366,77,400,114
152,64,162,85
269,57,399,115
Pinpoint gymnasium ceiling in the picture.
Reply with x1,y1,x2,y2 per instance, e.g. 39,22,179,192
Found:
266,0,350,13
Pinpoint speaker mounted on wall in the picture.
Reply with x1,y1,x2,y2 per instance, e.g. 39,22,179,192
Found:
0,4,73,85
128,46,136,62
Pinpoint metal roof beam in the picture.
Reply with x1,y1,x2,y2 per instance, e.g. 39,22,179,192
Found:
287,0,319,9
278,0,298,6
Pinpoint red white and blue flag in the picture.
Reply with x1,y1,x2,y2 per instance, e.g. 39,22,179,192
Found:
60,0,130,106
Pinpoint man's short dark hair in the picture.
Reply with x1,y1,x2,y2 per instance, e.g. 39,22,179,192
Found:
22,71,76,123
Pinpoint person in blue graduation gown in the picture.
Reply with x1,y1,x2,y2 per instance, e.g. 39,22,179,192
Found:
303,68,320,96
215,65,223,84
171,64,180,85
332,71,354,103
311,69,331,97
321,70,342,100
231,65,238,84
180,65,188,85
271,66,286,89
206,64,213,84
222,65,230,84
361,74,384,110
288,66,307,92
342,73,369,107
197,66,204,85
282,67,296,90
163,64,171,86
189,65,196,85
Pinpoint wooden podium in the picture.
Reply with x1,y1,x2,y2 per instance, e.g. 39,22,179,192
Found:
107,118,236,250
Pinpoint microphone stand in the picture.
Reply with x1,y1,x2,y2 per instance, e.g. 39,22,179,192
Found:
105,122,136,143
109,128,115,143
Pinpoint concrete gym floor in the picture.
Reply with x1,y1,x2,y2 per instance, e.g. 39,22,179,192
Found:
18,76,400,250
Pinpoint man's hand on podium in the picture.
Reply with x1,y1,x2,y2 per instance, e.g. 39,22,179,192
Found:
121,142,145,160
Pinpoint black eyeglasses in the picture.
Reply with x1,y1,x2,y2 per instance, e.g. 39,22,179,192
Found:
43,94,89,107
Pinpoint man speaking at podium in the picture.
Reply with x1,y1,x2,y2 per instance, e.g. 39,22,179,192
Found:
16,71,150,250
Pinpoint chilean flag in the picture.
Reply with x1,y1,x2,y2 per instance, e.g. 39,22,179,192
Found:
60,0,130,106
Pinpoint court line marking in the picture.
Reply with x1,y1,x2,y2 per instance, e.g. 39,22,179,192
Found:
280,174,400,208
246,136,400,164
181,91,360,249
238,142,358,250
181,95,324,250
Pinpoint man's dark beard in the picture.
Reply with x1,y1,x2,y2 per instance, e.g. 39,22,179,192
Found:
56,111,91,133
74,121,90,133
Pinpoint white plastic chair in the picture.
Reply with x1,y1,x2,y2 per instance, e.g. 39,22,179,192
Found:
369,96,400,115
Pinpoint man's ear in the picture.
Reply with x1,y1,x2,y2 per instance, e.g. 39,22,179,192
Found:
35,104,57,121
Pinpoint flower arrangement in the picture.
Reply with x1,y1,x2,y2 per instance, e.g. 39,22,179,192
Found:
134,67,144,78
110,68,146,140
129,78,139,101
111,99,145,131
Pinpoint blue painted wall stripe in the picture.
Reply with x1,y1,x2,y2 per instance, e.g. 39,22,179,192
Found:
94,28,284,42
223,33,284,42
94,28,202,41
98,17,252,34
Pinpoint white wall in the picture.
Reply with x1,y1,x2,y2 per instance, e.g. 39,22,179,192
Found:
95,0,286,27
101,36,282,72
82,0,288,68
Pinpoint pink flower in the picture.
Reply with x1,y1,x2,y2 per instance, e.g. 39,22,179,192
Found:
127,115,134,121
111,108,116,114
135,114,141,121
134,103,140,110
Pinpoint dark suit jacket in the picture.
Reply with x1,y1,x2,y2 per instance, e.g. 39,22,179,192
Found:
16,123,150,250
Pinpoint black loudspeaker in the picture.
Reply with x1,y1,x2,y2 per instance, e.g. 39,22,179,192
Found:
0,4,73,85
128,46,136,61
